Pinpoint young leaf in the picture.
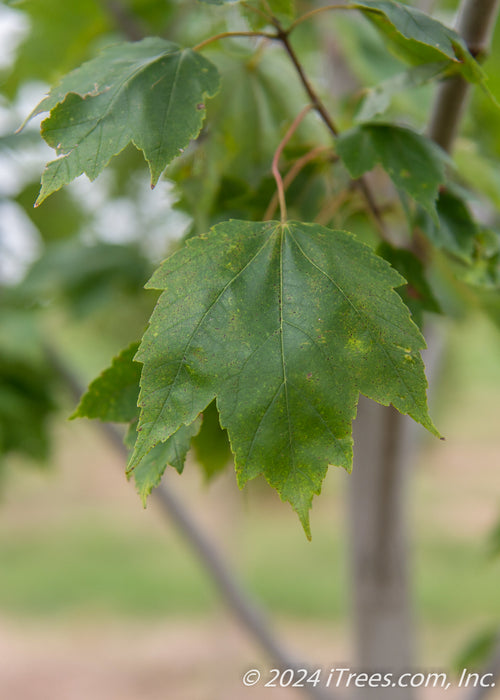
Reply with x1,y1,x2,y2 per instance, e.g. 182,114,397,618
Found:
130,219,438,537
354,0,484,83
29,38,220,204
336,123,447,217
71,342,141,423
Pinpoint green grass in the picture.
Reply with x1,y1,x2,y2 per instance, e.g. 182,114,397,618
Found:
1,505,499,631
0,517,217,618
240,519,348,619
0,313,498,660
416,537,500,625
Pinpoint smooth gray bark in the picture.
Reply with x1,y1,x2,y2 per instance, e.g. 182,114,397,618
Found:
349,403,417,699
348,326,444,700
348,3,500,697
428,0,500,152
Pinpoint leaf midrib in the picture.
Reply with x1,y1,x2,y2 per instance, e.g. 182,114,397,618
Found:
135,224,278,461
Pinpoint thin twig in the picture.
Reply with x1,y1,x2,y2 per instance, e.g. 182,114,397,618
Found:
193,30,277,52
271,105,313,223
355,176,391,241
264,145,333,221
43,343,337,700
276,29,391,238
288,4,352,33
278,31,339,137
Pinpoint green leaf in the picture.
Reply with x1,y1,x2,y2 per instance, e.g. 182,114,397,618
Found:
268,0,294,17
129,219,438,537
246,0,295,20
129,422,201,505
415,189,478,260
192,400,232,480
377,242,441,328
0,307,57,463
71,342,141,423
336,123,447,217
454,628,499,673
74,342,201,500
29,38,220,204
353,0,484,83
356,62,448,122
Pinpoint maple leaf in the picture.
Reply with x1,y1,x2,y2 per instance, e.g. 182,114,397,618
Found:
130,220,438,537
26,38,220,204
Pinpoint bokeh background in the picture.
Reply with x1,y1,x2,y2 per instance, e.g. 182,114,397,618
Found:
0,0,499,698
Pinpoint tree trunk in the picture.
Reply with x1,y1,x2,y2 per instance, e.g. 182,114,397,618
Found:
347,2,500,697
349,402,417,699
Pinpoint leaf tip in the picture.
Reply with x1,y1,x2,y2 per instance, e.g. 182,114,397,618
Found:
294,501,313,541
300,515,312,541
35,186,50,207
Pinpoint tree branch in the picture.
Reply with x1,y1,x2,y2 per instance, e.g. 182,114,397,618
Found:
278,31,339,137
277,30,390,239
426,6,500,700
44,343,337,700
427,0,500,152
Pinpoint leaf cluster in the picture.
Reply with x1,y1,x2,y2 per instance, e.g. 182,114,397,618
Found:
3,0,500,534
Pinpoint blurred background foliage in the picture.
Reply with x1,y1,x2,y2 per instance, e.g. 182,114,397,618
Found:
0,0,499,692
